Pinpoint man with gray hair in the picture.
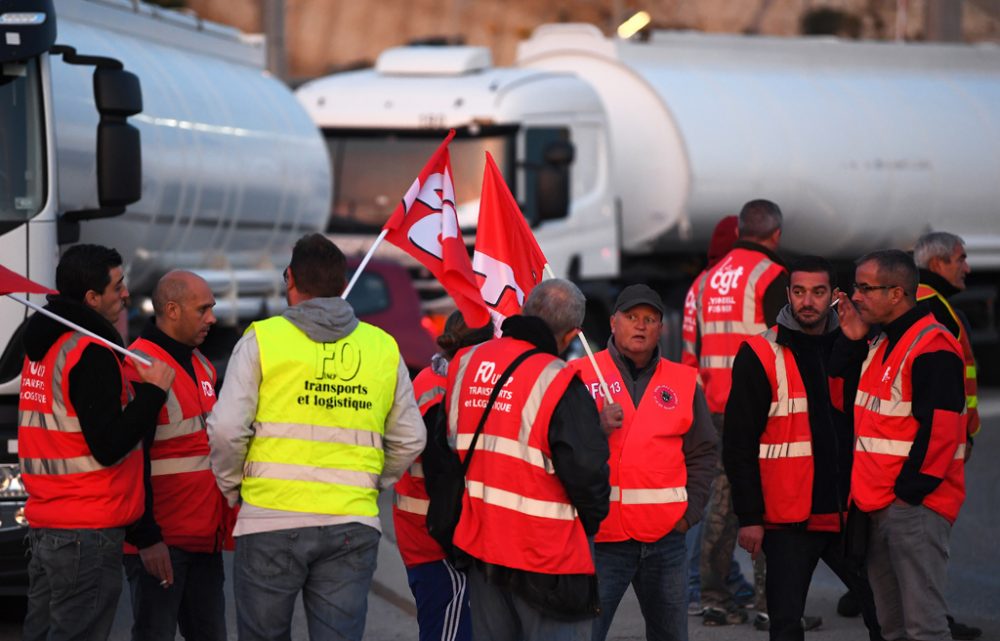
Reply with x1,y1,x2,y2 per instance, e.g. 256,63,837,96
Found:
444,278,611,641
913,235,982,641
914,231,980,445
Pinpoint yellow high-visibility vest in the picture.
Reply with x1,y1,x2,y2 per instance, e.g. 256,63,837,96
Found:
242,316,399,516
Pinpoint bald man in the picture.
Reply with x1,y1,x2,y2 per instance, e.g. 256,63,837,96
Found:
122,271,232,641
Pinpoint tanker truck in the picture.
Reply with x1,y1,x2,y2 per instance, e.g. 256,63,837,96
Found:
295,22,1000,359
0,0,330,590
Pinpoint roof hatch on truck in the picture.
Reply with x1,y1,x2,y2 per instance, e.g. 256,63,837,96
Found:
375,45,492,76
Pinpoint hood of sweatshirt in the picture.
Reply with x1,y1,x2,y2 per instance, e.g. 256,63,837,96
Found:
281,297,359,343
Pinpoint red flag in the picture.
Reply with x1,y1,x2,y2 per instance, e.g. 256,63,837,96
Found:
0,265,56,296
473,152,548,330
383,131,490,328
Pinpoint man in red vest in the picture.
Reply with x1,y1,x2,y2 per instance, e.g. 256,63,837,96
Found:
446,278,610,641
835,250,965,641
696,199,788,625
572,284,717,641
913,232,979,450
122,270,232,641
18,244,173,641
913,233,981,641
724,256,882,641
680,214,755,614
393,311,492,641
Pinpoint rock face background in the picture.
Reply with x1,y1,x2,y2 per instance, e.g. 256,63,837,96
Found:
184,0,1000,81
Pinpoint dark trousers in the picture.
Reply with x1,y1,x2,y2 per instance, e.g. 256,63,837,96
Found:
23,527,126,641
762,528,883,641
123,547,227,641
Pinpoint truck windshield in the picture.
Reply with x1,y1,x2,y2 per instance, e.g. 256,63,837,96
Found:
324,131,513,232
0,59,46,224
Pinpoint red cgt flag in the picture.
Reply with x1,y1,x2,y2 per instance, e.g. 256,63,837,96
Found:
0,265,56,296
383,130,490,328
473,152,549,331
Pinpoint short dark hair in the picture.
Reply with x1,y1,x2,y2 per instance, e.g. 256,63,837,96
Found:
288,233,347,298
788,255,836,288
56,244,123,303
856,249,918,298
738,199,783,240
435,310,494,360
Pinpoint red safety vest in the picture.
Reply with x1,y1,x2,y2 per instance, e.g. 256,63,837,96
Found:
122,338,231,553
916,283,980,438
744,329,818,525
18,333,144,529
697,248,786,413
393,366,448,567
681,271,708,369
853,314,966,522
572,350,693,543
447,338,594,574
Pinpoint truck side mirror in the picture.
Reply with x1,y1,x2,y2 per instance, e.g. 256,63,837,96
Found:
52,46,143,221
94,69,142,207
536,140,574,222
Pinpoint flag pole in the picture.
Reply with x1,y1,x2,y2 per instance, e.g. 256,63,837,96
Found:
341,229,389,300
6,294,152,366
542,265,614,405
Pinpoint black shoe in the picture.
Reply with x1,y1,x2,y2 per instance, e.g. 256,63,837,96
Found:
948,615,982,640
837,590,861,618
703,607,748,626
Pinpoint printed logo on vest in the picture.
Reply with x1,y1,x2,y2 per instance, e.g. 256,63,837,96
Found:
201,380,215,398
708,256,744,296
653,384,678,410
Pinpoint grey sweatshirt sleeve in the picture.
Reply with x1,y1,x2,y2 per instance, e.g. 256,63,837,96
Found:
206,330,261,507
378,357,426,489
682,384,719,526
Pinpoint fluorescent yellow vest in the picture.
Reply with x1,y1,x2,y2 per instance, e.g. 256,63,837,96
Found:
243,316,399,517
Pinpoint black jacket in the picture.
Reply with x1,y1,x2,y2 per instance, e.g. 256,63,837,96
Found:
436,316,610,619
724,307,857,527
831,306,965,505
21,297,165,536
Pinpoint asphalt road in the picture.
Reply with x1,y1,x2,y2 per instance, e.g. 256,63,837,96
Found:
1,393,998,640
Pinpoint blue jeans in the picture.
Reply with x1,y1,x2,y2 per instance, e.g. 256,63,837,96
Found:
466,564,591,641
234,523,380,641
123,547,227,641
406,559,471,641
23,527,126,641
593,531,688,641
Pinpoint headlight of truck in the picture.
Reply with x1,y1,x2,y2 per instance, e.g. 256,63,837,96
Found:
0,464,28,500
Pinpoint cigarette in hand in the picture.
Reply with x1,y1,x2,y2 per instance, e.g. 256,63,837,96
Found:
830,298,841,308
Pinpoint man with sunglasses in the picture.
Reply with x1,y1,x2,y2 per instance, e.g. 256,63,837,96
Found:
835,250,966,641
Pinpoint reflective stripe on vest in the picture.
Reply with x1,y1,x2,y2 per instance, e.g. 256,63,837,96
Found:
917,284,980,437
393,365,448,567
852,315,965,521
697,249,785,412
744,329,815,524
18,332,144,529
572,349,693,543
124,338,229,552
681,271,708,368
448,339,594,575
244,317,398,517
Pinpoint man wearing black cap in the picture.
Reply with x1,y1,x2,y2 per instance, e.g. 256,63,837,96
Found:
572,284,717,641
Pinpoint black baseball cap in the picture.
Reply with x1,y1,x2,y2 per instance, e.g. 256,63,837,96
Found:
613,284,665,316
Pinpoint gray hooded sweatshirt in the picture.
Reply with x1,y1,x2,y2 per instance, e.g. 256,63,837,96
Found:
206,297,424,536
